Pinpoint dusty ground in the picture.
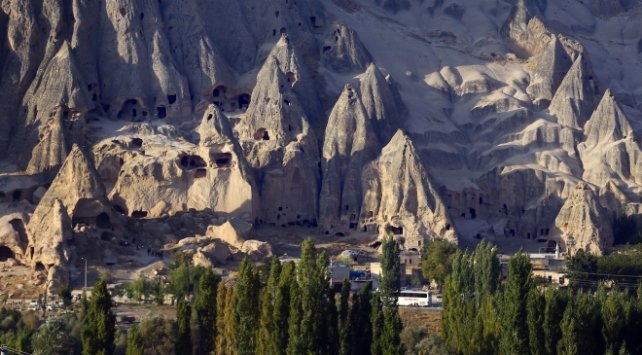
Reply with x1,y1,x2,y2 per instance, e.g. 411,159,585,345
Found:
400,307,442,334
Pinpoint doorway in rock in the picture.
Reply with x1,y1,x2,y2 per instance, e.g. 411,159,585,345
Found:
0,246,15,261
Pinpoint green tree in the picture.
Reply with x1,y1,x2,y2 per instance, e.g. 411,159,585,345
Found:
257,257,281,355
224,286,238,355
193,268,219,355
325,284,339,355
354,283,373,355
235,257,260,355
543,288,568,355
274,261,295,354
339,279,351,355
380,236,403,355
575,291,604,355
371,293,384,355
420,239,458,289
215,282,229,355
175,297,192,355
81,279,116,355
297,239,332,354
58,286,73,307
32,318,74,355
500,252,533,355
286,279,303,355
527,287,545,355
558,300,579,355
602,289,631,354
125,325,144,355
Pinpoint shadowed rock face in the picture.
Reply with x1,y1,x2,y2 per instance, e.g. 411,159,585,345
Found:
2,0,642,266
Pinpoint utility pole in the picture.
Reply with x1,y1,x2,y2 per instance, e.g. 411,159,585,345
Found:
81,257,87,291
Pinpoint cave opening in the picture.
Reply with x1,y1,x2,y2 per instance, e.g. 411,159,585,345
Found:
194,168,207,178
254,128,270,141
237,94,251,110
212,85,226,98
131,210,148,219
386,225,403,235
180,155,207,170
157,106,167,119
212,153,232,168
167,94,177,104
96,213,111,229
0,246,15,262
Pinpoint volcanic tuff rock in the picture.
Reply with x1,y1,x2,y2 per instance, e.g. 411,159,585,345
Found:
96,106,255,219
552,183,613,255
2,0,642,271
360,131,457,249
579,90,642,188
320,84,380,232
322,22,373,73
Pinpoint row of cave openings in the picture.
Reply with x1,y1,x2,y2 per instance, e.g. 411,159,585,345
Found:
212,86,251,113
177,152,233,178
114,96,175,121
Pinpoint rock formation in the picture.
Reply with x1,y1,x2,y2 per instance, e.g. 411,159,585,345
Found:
359,64,405,142
239,41,321,227
319,84,380,232
548,54,597,129
551,183,612,255
360,131,457,249
579,90,642,187
322,23,373,73
98,106,255,219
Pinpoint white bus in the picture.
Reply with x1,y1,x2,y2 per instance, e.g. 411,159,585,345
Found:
398,290,432,307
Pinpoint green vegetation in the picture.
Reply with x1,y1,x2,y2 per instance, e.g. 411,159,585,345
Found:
81,279,115,355
420,239,458,288
442,241,642,355
0,239,407,355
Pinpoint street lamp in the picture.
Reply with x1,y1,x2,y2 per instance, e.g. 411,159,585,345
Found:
81,257,87,292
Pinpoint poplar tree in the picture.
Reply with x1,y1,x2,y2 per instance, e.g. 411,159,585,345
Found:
297,239,331,354
574,291,604,355
339,279,351,355
223,286,237,355
371,293,384,355
527,287,545,355
500,252,533,355
257,257,281,355
543,288,568,355
355,283,373,355
286,279,303,355
274,261,295,354
602,289,631,354
175,297,192,355
193,269,218,355
82,279,116,355
235,257,260,355
379,236,403,355
215,282,229,355
558,299,579,355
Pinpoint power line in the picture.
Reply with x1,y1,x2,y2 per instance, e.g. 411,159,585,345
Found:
0,344,32,355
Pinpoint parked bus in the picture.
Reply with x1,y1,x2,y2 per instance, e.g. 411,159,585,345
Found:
398,290,432,307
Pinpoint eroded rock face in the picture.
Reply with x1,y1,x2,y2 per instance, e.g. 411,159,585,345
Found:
96,106,255,219
0,213,29,263
319,84,380,232
360,131,457,250
579,90,642,188
359,64,405,142
552,183,613,255
322,23,372,73
239,40,321,228
549,54,598,129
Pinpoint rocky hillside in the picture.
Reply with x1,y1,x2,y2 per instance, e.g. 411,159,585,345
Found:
1,0,642,285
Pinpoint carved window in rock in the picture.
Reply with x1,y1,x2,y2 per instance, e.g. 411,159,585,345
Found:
179,155,207,170
0,246,15,261
211,153,232,168
254,128,270,141
237,94,251,110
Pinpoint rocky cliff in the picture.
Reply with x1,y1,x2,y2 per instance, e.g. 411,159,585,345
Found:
2,0,642,280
